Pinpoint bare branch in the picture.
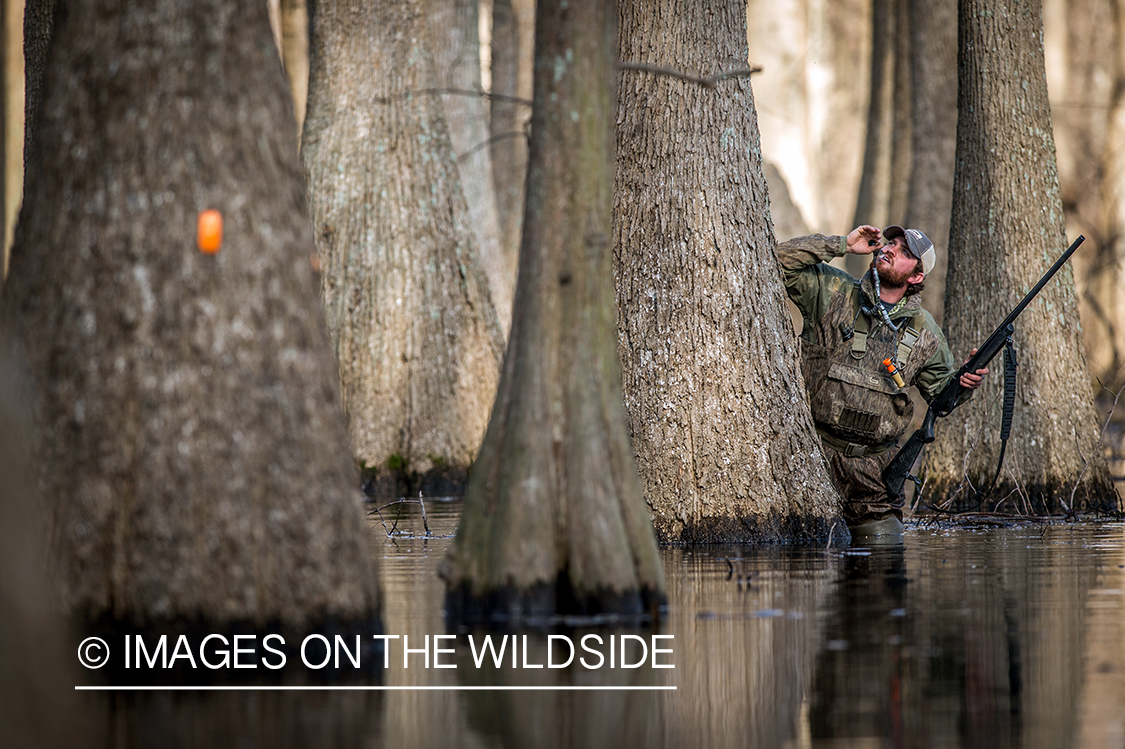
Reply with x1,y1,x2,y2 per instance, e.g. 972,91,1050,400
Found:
459,130,529,164
617,61,762,89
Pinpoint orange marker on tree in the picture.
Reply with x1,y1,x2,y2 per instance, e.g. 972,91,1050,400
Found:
882,358,905,388
197,209,223,254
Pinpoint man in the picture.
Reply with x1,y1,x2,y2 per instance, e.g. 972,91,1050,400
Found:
777,225,988,539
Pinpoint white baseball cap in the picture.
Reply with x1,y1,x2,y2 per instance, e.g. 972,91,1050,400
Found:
883,225,936,276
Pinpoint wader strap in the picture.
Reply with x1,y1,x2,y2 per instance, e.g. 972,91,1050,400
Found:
850,282,868,358
895,317,924,366
817,427,897,458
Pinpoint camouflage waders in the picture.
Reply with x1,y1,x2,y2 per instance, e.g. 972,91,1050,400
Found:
801,285,940,520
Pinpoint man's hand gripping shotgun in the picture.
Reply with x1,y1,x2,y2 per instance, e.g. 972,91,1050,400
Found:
880,235,1086,500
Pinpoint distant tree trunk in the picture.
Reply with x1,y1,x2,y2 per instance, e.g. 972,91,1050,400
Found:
280,0,309,140
747,0,870,234
1096,1,1125,390
847,0,908,278
442,0,665,624
851,0,902,230
489,0,534,277
2,0,381,630
1048,0,1125,391
613,0,843,542
903,0,957,325
302,0,503,497
923,0,1118,513
430,0,512,335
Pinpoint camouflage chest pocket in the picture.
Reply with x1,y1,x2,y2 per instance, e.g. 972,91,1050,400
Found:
808,361,913,444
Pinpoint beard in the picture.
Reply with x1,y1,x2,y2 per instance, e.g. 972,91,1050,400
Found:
872,256,913,288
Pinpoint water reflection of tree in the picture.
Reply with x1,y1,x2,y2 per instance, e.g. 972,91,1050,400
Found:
810,529,1099,747
457,648,656,749
809,548,912,743
653,548,836,749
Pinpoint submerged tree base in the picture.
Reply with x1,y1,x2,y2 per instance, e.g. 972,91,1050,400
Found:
361,463,471,502
654,512,849,547
443,571,668,630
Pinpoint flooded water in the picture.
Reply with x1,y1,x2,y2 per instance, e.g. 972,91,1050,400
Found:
83,501,1125,748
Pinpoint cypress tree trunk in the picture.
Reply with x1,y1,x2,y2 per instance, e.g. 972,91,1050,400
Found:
614,0,844,543
302,0,504,496
442,0,666,624
923,0,1119,513
2,0,380,630
430,0,513,335
489,0,534,276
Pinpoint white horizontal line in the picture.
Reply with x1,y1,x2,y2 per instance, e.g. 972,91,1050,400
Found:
75,685,676,692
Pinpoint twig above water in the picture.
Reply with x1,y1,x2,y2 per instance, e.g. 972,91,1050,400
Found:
369,493,435,538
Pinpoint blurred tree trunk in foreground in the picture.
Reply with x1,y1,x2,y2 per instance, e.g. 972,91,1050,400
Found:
489,0,534,282
2,0,380,630
923,0,1118,513
431,0,512,335
614,0,844,543
442,0,665,625
302,0,503,498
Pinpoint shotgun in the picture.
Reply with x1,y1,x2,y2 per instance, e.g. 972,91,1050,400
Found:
881,235,1085,499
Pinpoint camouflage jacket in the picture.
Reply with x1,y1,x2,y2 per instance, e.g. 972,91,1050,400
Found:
776,233,959,447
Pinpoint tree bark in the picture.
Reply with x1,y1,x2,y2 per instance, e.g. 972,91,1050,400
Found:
22,0,55,174
430,0,512,335
923,0,1119,513
2,0,381,630
613,0,844,543
489,0,534,278
302,0,504,497
441,0,665,625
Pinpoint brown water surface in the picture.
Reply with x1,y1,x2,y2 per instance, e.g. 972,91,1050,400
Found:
86,501,1125,748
